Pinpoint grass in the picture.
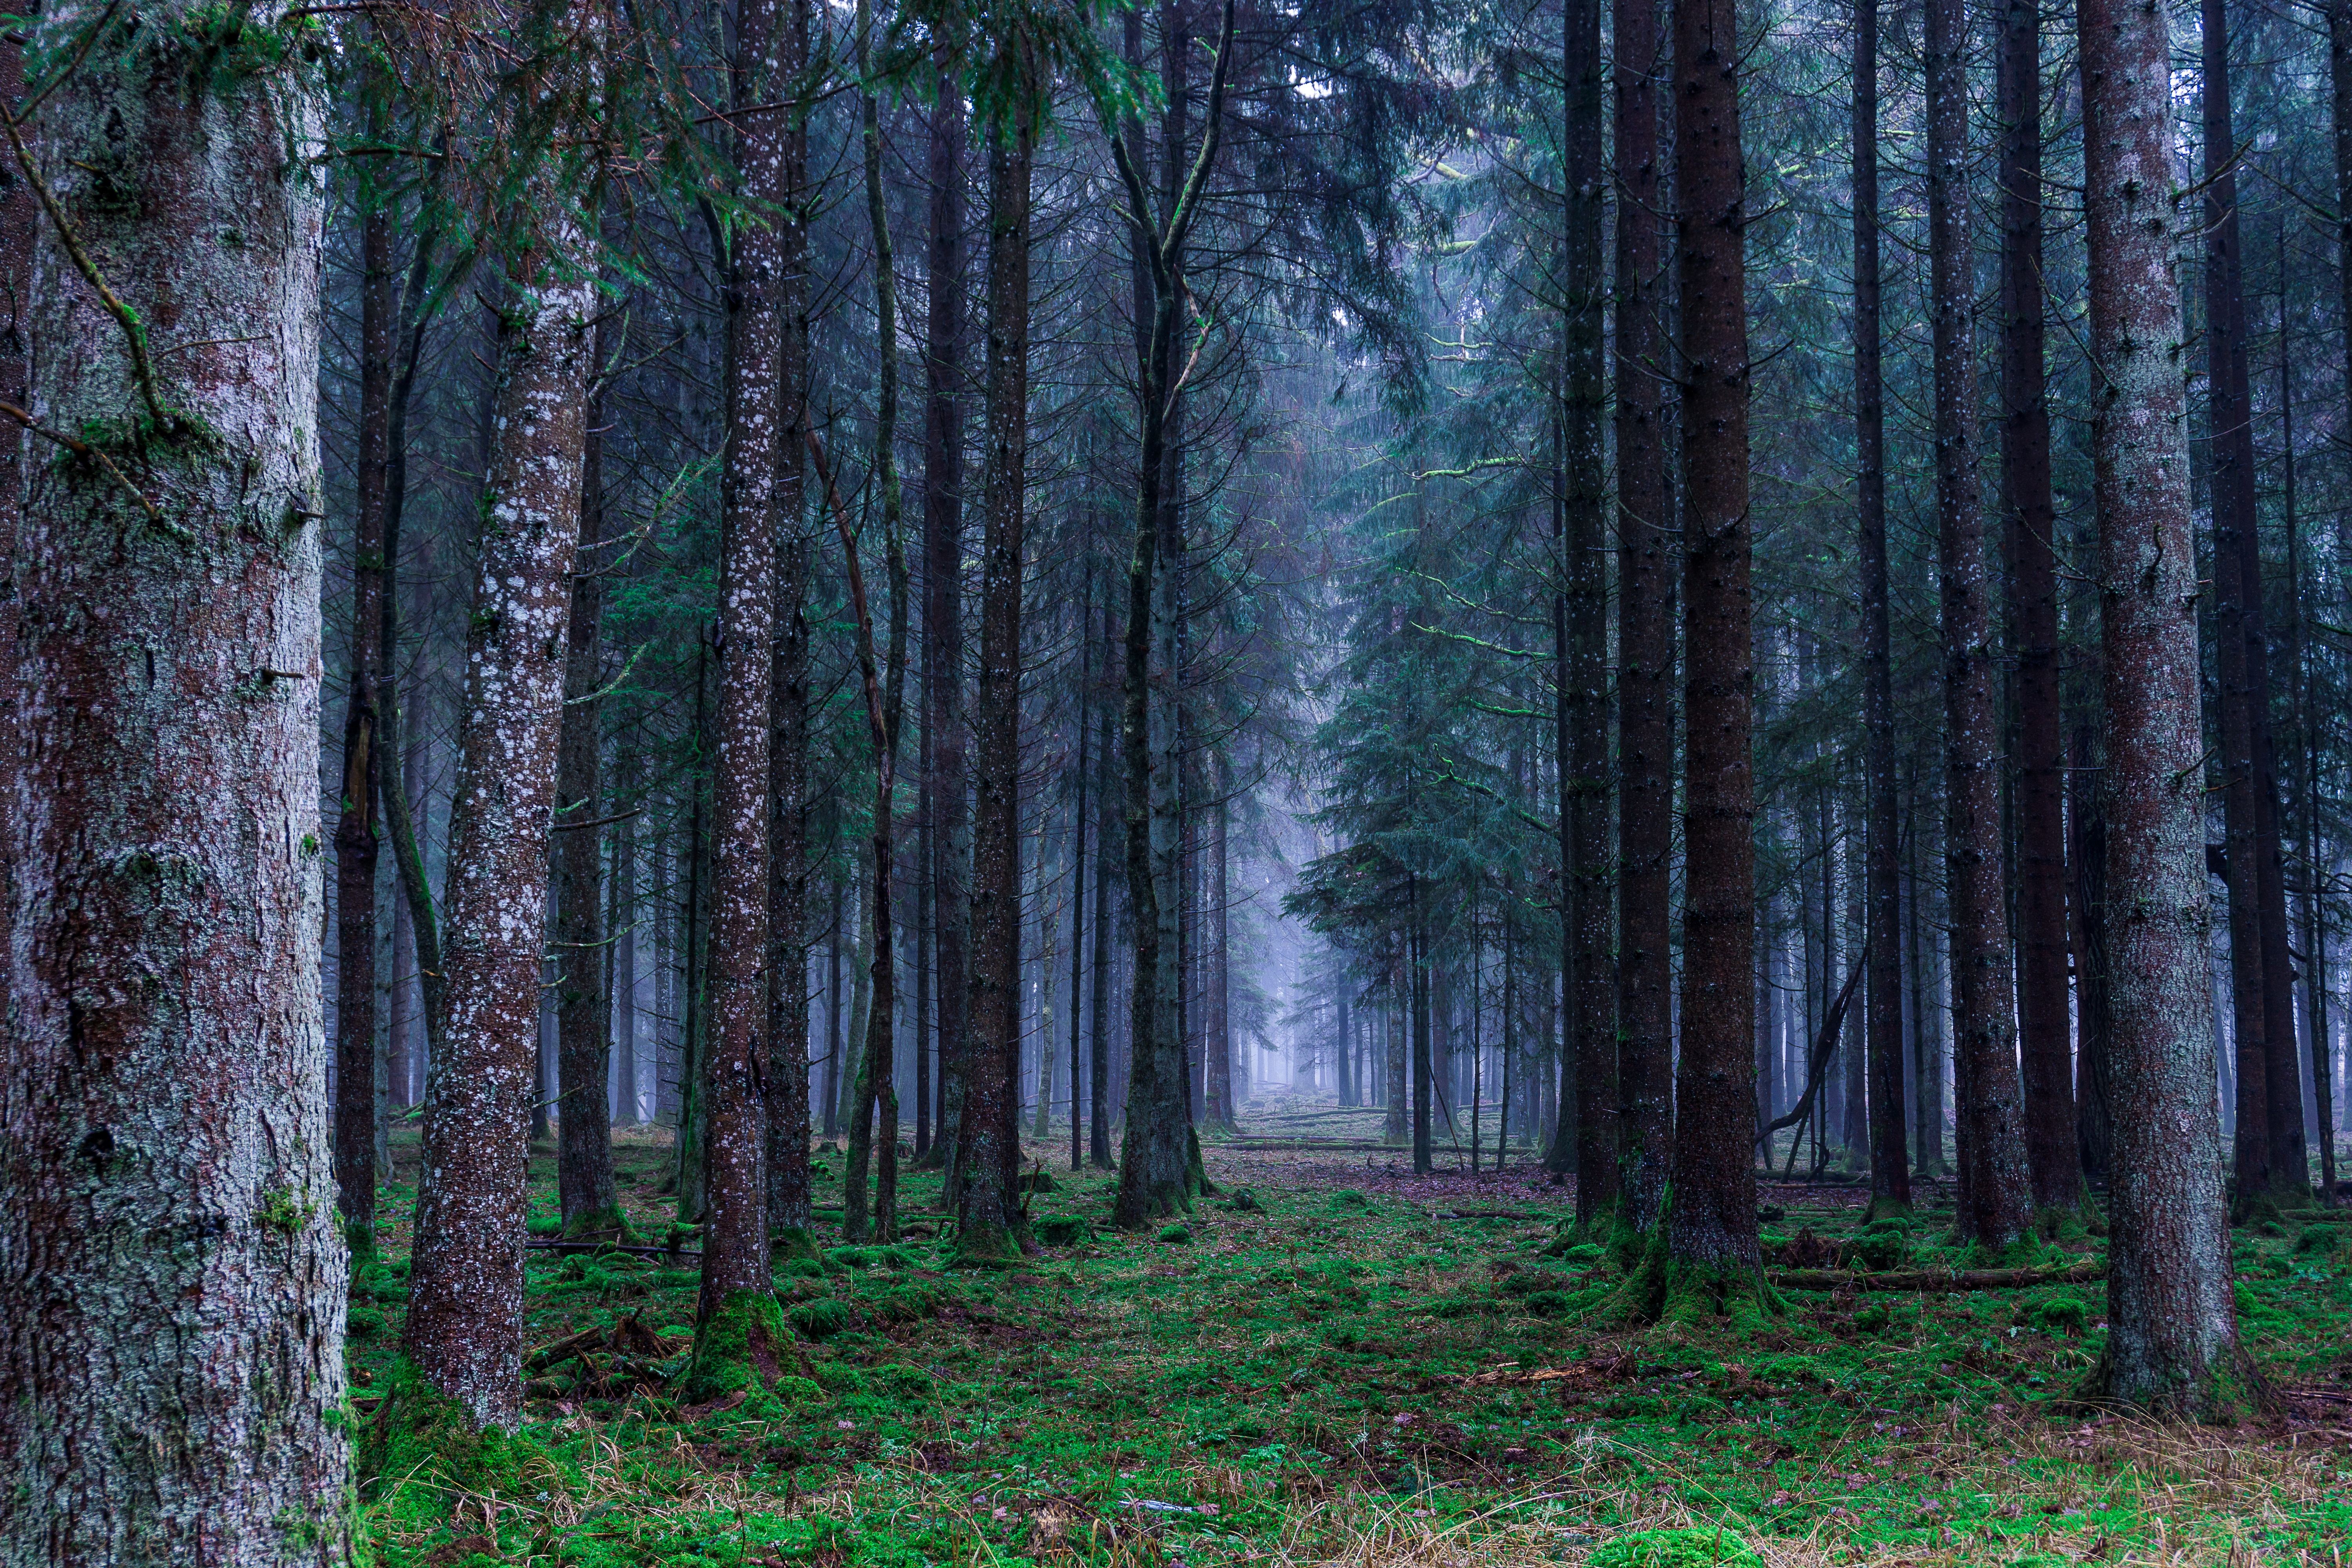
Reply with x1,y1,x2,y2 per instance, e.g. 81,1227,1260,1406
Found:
349,1106,2352,1567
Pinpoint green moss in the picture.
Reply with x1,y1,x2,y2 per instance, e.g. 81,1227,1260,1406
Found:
559,1205,638,1243
673,1288,798,1406
1589,1526,1764,1568
1157,1223,1194,1245
787,1298,857,1341
345,1305,387,1340
773,1224,823,1261
1033,1213,1094,1247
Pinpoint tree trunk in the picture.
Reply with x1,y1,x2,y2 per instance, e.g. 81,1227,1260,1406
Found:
334,182,394,1256
404,210,601,1430
555,303,622,1239
1998,0,2078,1218
1554,0,1610,1207
1931,0,2034,1251
1205,772,1234,1127
961,80,1039,1259
1610,0,1673,1238
0,11,347,1553
2077,0,2253,1415
2071,721,2114,1180
1657,0,1767,1316
612,759,639,1126
690,0,795,1369
764,0,816,1240
1070,683,1091,1165
922,60,971,1181
2280,290,2335,1197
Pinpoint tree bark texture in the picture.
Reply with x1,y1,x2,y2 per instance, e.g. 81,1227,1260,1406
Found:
1664,0,1765,1301
1612,0,1674,1240
1931,0,2033,1250
0,6,347,1556
403,206,601,1431
2078,0,2250,1414
962,86,1038,1257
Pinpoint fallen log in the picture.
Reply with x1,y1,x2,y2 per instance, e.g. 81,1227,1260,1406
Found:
1771,1258,2104,1292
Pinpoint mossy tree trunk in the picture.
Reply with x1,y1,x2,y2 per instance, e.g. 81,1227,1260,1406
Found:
0,3,348,1555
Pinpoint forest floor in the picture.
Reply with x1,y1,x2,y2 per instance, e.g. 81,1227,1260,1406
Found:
351,1101,2352,1568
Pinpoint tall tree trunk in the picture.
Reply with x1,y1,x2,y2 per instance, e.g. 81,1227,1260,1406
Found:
960,74,1039,1260
335,176,394,1256
1555,0,1610,1207
1111,0,1238,1226
1205,771,1234,1127
2077,0,2253,1415
1931,0,2033,1250
764,0,816,1239
2070,720,2114,1179
1657,0,1767,1315
404,203,601,1430
1070,688,1091,1165
0,9,346,1552
840,8,907,1244
554,304,623,1239
1610,0,1673,1237
693,0,792,1343
922,60,971,1181
1999,0,2078,1217
613,753,640,1125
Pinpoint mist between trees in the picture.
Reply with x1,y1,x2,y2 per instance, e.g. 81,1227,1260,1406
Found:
1,0,2346,1557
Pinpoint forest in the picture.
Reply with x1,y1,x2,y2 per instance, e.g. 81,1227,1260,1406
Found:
5,0,2352,1558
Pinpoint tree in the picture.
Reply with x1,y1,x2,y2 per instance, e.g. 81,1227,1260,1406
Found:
1609,0,1673,1241
961,38,1042,1261
1558,0,1612,1214
0,0,348,1553
1652,0,1769,1319
403,166,604,1433
2076,0,2255,1416
1998,0,2076,1220
1111,0,1239,1227
554,301,626,1240
1854,0,1907,1217
1929,0,2031,1251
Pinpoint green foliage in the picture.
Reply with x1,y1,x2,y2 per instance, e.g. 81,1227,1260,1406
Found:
1157,1223,1194,1245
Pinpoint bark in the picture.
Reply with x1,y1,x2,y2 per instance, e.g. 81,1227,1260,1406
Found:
612,755,639,1125
921,58,970,1180
1111,0,1238,1227
334,178,394,1253
961,76,1040,1259
1931,0,2033,1250
1661,0,1766,1310
0,9,345,1554
404,207,601,1430
1611,0,1673,1237
764,0,815,1239
554,303,621,1238
1411,898,1434,1174
1557,0,1609,1209
1999,0,2078,1216
2078,0,2253,1414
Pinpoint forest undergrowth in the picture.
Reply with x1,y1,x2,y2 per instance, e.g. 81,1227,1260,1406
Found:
349,1114,2352,1568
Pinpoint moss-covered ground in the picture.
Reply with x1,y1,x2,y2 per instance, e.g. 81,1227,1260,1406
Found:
350,1107,2352,1567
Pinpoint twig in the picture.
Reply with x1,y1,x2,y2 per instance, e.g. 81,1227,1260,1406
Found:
0,398,174,534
